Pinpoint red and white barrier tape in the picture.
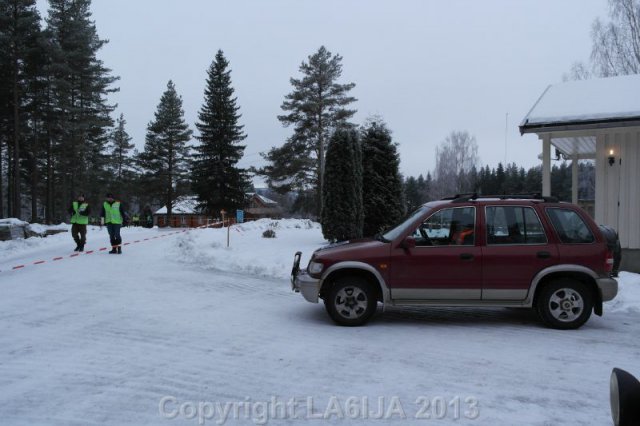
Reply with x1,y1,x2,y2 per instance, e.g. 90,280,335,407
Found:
1,221,228,273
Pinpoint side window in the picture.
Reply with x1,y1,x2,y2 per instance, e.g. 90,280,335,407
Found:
413,207,475,246
546,208,595,244
523,208,547,244
486,206,547,245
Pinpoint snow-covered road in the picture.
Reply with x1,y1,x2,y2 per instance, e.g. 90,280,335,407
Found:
0,221,638,425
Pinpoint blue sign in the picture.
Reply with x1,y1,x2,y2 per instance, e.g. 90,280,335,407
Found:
236,209,244,223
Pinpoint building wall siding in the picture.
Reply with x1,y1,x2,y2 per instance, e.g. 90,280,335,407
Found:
596,128,640,249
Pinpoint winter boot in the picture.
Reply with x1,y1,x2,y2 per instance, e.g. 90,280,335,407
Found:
117,246,122,254
78,244,84,252
109,247,117,254
74,245,80,252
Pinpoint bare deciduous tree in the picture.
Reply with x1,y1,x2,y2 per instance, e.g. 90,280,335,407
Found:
567,0,640,79
591,0,640,76
433,131,479,198
563,61,593,81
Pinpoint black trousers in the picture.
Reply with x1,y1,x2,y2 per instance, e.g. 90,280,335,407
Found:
71,223,87,246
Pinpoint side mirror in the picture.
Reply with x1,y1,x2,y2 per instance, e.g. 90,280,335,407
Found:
611,368,640,426
401,236,416,250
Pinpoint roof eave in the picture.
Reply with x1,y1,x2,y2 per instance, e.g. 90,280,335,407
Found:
520,116,640,135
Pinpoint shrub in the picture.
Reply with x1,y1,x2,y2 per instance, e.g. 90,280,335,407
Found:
262,229,276,238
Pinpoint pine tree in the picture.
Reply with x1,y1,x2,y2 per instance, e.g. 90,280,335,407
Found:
259,46,357,217
138,81,192,222
0,0,42,218
361,120,404,237
44,0,118,221
321,127,363,242
192,50,248,215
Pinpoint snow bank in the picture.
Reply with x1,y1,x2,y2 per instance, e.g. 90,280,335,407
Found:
27,222,68,233
605,272,640,314
169,218,324,279
0,218,29,226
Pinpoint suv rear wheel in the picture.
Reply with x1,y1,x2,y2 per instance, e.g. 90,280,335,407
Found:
536,279,593,329
324,276,377,326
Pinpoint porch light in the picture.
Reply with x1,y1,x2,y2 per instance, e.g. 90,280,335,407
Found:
608,149,615,166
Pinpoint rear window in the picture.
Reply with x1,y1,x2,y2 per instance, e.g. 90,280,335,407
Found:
546,208,595,244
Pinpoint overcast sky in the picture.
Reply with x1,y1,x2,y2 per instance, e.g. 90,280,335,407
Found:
38,0,609,185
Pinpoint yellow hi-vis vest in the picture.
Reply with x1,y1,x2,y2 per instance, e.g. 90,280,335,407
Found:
71,201,89,225
103,201,122,224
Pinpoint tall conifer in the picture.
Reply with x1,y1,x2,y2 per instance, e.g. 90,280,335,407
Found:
0,0,42,218
139,81,192,222
192,50,248,215
259,46,357,217
321,127,363,242
361,120,403,237
44,0,118,219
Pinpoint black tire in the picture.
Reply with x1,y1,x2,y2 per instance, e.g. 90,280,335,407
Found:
324,276,377,326
536,279,593,329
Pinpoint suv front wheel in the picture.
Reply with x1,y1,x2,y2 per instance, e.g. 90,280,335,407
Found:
536,279,593,329
324,276,377,326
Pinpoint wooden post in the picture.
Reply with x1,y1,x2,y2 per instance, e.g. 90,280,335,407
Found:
220,209,229,247
542,134,551,197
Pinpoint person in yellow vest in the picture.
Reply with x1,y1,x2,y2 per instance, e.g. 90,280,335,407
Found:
68,193,91,252
100,193,125,254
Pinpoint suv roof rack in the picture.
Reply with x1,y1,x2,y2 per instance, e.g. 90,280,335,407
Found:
443,193,559,203
441,193,477,202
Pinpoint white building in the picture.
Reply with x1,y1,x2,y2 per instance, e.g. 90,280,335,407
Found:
520,74,640,272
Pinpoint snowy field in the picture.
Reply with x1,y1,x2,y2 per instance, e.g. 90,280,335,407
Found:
0,219,639,425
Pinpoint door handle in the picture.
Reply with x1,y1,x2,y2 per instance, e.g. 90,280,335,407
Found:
460,253,474,261
537,251,551,259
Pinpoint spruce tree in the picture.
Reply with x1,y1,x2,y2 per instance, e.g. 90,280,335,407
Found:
321,127,363,242
361,120,404,237
404,176,420,212
110,113,134,181
108,113,137,202
495,163,506,193
192,50,248,215
421,172,433,203
259,46,357,217
138,81,192,222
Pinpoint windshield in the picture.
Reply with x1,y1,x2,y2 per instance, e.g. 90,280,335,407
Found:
381,206,430,241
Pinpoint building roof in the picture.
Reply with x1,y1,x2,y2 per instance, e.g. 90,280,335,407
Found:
252,193,277,205
155,196,201,215
155,193,279,215
520,74,640,134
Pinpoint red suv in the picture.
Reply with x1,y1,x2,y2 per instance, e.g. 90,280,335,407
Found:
291,194,618,329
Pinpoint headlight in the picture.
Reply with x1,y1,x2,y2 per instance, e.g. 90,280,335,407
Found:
308,261,324,275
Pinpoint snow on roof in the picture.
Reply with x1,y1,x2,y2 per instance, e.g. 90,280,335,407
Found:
255,194,277,205
155,196,201,214
521,74,640,130
246,192,278,205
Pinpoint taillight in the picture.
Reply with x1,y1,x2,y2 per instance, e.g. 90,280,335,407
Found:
605,249,614,273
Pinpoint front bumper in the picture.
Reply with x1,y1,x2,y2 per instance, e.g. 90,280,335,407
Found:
292,271,321,303
291,251,320,303
597,277,618,302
